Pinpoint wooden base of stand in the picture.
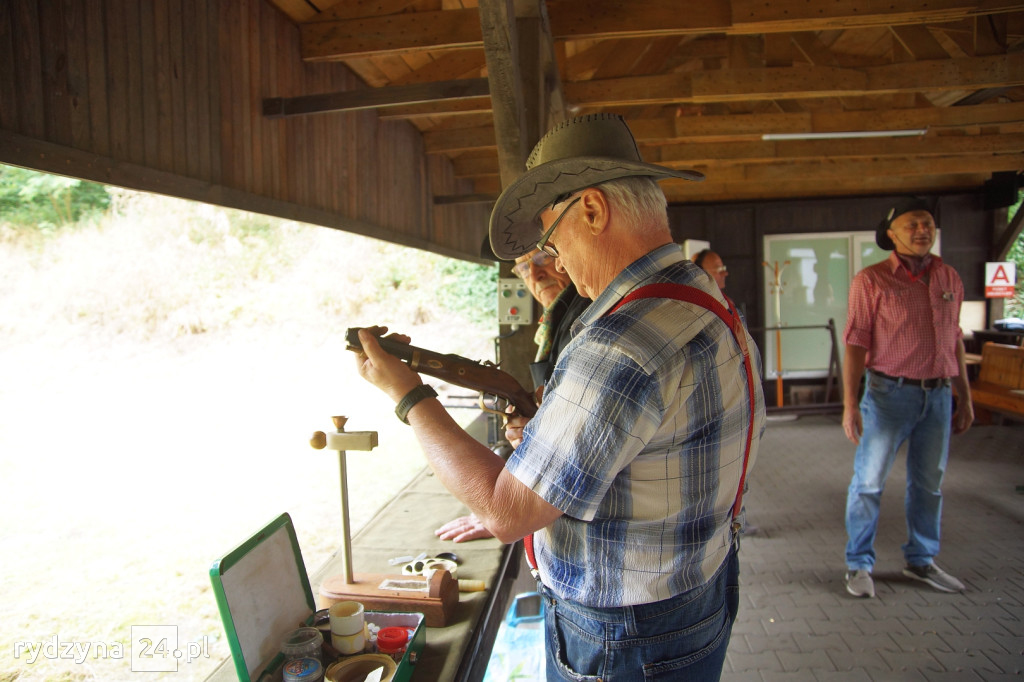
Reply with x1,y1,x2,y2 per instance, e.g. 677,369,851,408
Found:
319,569,459,628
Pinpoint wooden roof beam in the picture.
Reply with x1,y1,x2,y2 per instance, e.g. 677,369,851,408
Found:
298,1,1024,61
566,53,1024,106
647,131,1024,165
448,135,1024,177
263,78,490,117
423,101,1024,153
660,173,991,202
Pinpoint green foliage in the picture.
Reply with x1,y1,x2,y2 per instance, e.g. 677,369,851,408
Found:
1,183,497,353
1006,231,1024,318
351,240,497,329
0,164,111,231
435,257,499,326
1003,189,1024,318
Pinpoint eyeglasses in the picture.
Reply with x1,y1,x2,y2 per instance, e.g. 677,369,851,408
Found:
512,251,555,279
713,266,728,274
536,195,581,258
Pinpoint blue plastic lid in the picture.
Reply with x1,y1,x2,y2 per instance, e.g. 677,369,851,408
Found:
283,657,323,682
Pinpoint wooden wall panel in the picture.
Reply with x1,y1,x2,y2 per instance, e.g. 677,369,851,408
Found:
83,0,110,158
0,0,479,260
124,0,145,166
0,3,19,132
104,0,128,162
12,1,45,140
61,0,90,150
137,1,158,168
38,1,71,147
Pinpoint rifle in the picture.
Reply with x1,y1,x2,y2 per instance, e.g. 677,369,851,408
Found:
345,327,538,418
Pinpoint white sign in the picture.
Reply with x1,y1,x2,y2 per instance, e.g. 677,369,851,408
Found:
985,261,1016,298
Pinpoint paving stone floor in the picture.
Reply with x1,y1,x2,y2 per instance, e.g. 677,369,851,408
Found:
725,414,1024,682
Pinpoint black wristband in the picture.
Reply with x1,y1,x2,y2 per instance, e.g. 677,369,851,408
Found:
395,384,438,424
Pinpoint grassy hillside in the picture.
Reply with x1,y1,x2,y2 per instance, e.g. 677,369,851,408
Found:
0,189,497,681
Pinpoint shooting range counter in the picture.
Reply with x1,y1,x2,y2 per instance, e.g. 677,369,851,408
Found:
205,415,525,681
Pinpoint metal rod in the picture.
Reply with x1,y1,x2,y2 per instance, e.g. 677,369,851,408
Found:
337,448,355,584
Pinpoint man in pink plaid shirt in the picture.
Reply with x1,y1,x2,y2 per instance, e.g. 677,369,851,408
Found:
841,197,974,599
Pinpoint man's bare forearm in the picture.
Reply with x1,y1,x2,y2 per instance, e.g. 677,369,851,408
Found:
404,398,561,543
843,345,867,408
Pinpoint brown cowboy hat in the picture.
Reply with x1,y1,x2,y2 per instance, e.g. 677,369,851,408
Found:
488,114,704,260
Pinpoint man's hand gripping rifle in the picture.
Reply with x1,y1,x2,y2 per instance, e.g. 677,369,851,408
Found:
345,327,538,418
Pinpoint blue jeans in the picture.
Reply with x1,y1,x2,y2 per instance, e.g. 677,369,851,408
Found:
539,546,739,681
845,372,952,570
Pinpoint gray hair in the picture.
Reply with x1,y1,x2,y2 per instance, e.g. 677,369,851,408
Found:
597,177,669,235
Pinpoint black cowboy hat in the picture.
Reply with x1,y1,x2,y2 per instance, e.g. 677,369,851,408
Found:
875,197,937,250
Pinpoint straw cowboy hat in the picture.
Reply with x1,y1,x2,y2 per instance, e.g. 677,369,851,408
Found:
875,196,937,250
488,113,704,260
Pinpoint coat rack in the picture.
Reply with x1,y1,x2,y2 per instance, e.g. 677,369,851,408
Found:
763,260,791,407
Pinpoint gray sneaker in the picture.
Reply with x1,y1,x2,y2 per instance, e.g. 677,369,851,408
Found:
845,569,875,598
903,563,965,593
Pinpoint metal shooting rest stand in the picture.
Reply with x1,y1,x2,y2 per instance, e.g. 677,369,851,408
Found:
309,416,458,627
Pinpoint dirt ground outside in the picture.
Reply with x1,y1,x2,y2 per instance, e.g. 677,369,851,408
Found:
0,194,495,681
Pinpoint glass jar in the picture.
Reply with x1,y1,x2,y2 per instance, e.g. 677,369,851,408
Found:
281,627,324,666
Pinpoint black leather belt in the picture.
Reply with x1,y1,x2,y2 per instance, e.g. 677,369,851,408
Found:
871,370,951,389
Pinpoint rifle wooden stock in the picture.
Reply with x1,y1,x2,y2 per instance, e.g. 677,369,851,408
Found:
346,327,537,418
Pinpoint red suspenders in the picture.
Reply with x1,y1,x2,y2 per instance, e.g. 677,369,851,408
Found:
524,283,757,579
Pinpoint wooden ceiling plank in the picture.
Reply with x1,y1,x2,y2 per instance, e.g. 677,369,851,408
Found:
865,51,1024,92
453,153,500,176
728,34,764,69
631,36,689,76
790,31,843,66
690,65,870,102
591,39,655,79
391,50,488,85
564,53,1024,107
294,3,1024,62
731,0,1024,33
975,13,1009,54
764,33,796,67
560,38,625,81
546,0,733,40
811,100,1024,130
648,132,1024,165
265,0,323,23
737,153,1024,181
660,173,991,202
420,101,1024,152
300,7,482,61
377,98,493,118
373,53,420,82
891,24,951,60
424,125,496,152
309,0,424,22
661,36,730,71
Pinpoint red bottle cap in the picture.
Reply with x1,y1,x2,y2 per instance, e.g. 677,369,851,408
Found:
376,627,408,649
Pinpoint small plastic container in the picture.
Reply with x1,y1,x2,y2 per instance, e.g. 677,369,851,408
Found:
375,626,408,662
282,656,323,682
281,627,324,665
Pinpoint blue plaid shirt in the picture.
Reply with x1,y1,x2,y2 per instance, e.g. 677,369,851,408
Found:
507,244,766,607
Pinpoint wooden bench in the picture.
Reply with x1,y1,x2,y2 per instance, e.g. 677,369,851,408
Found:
970,342,1024,423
